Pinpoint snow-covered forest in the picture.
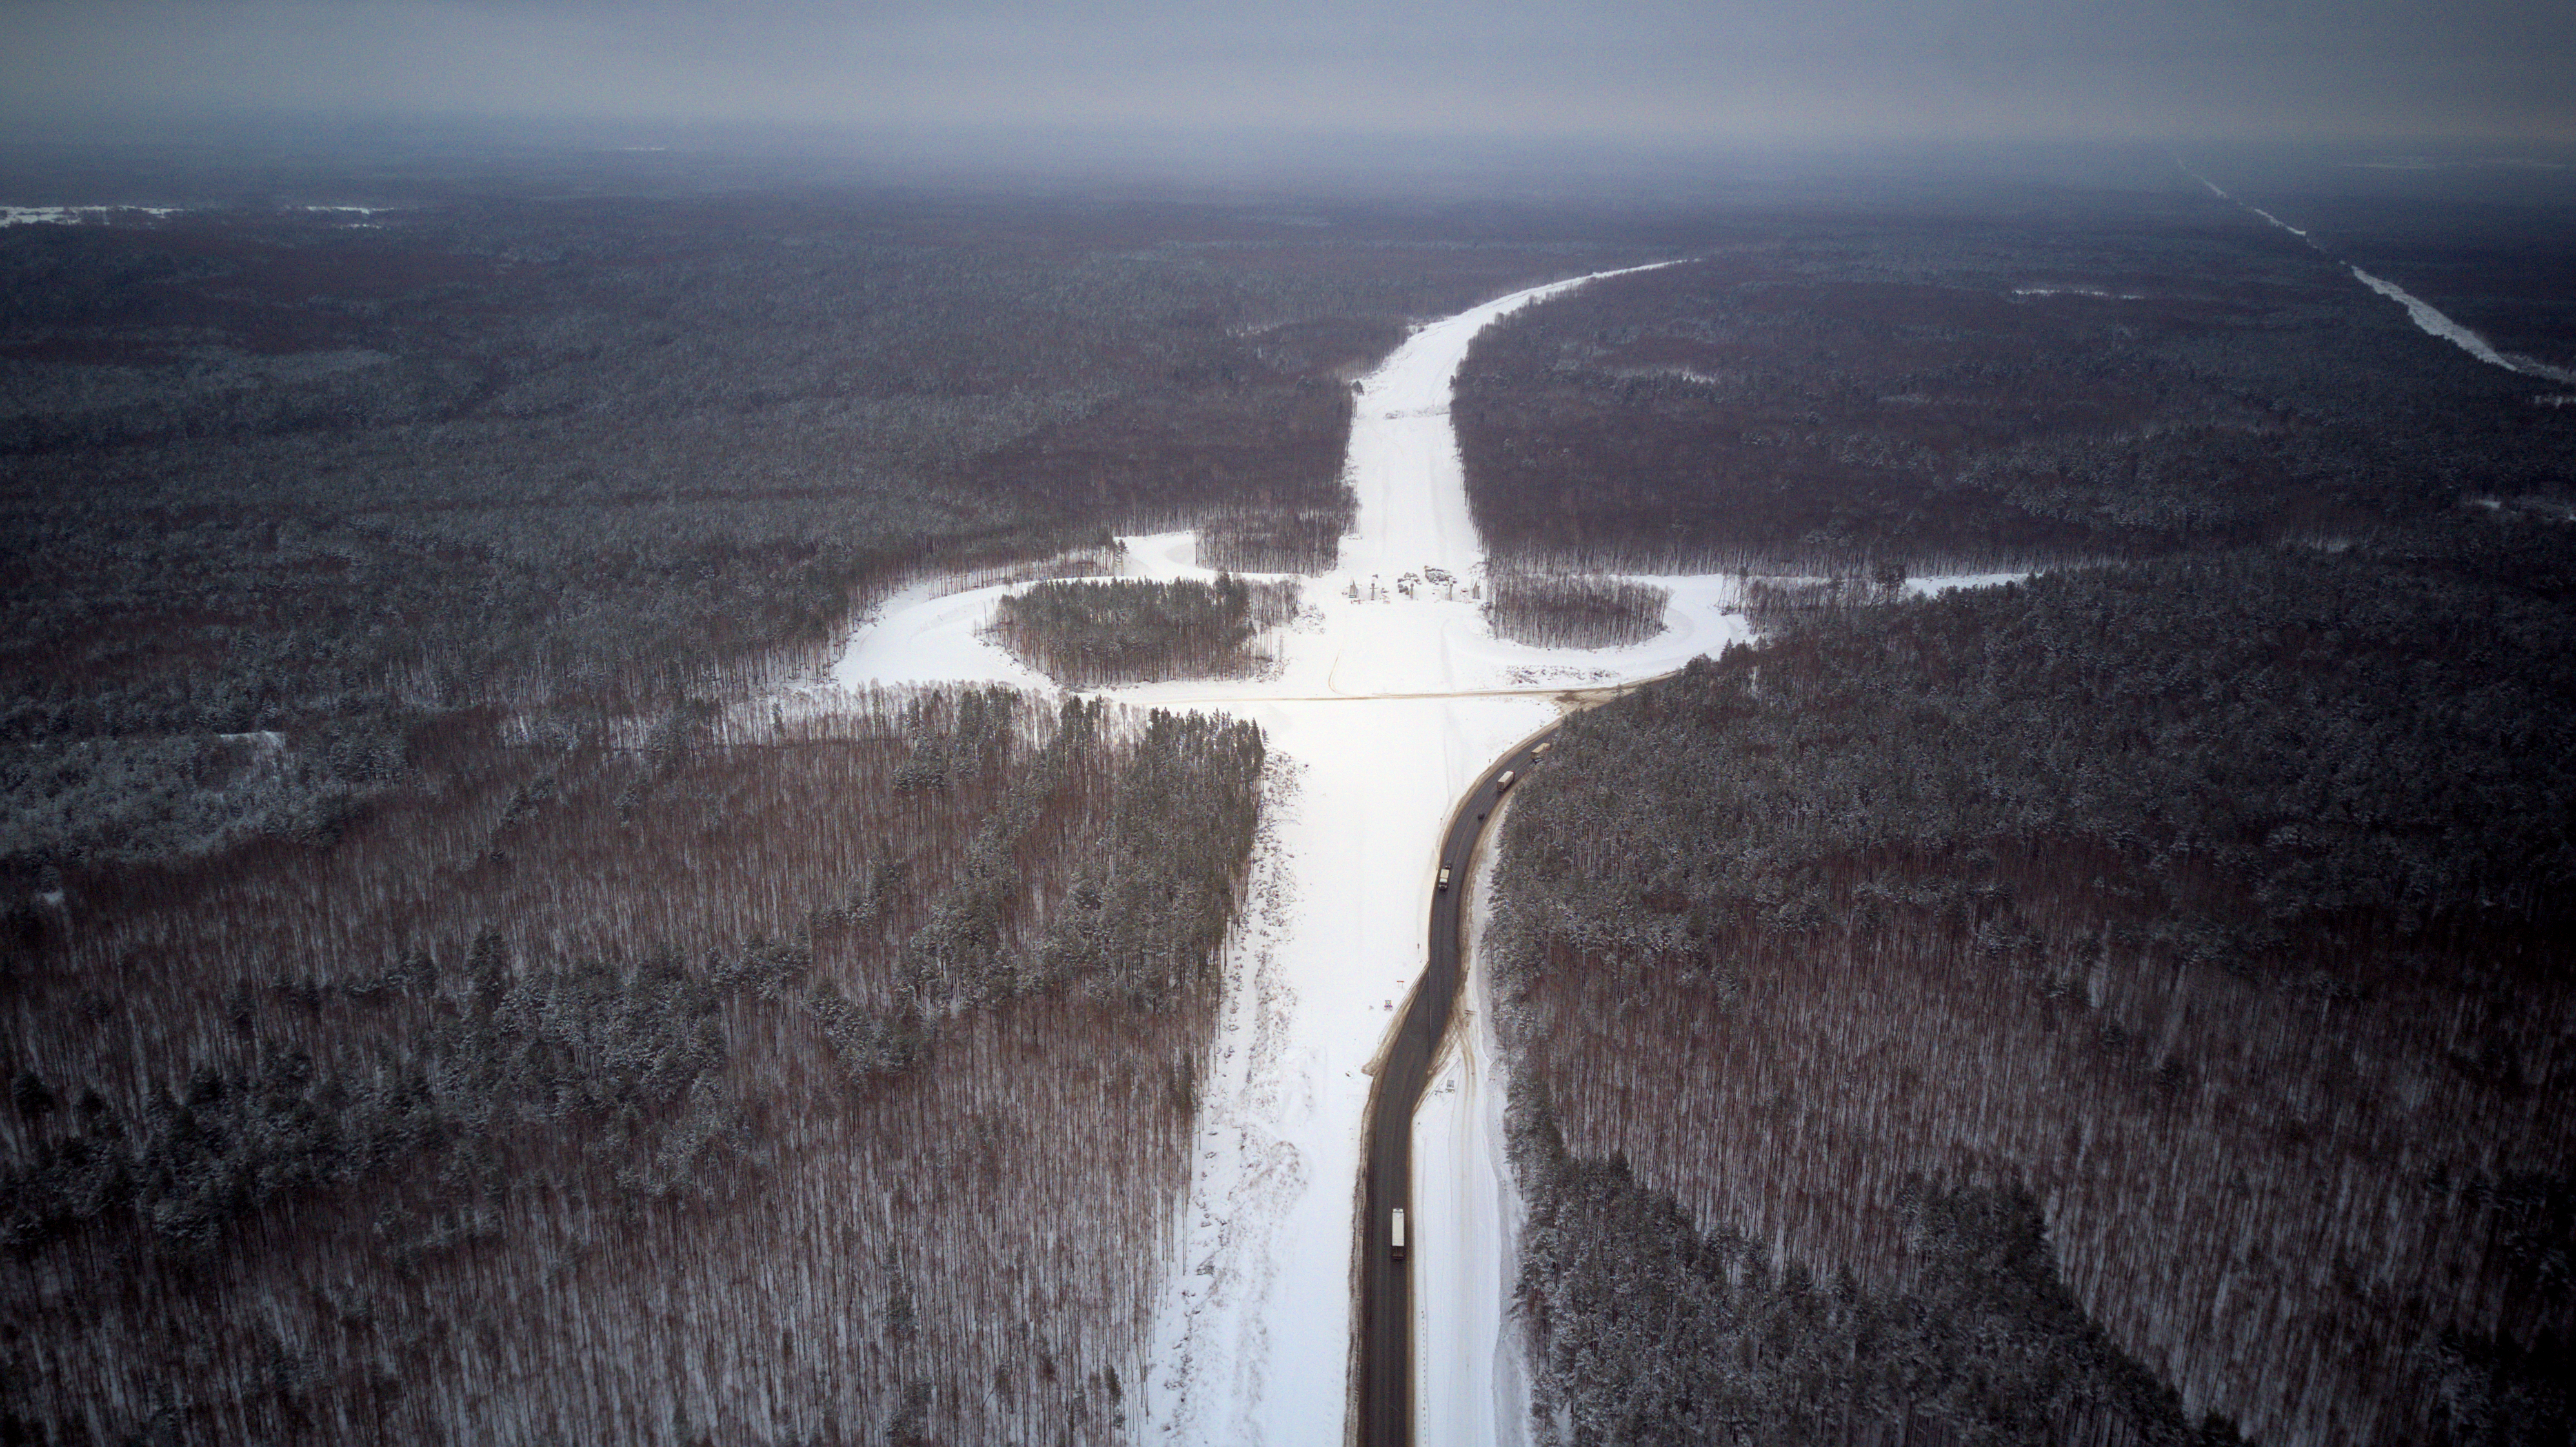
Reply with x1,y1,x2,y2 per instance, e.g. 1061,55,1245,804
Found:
1454,199,2569,576
0,185,1631,871
1482,572,1671,649
1472,197,2576,1444
8,144,2573,1447
1,687,1265,1442
0,169,1677,1444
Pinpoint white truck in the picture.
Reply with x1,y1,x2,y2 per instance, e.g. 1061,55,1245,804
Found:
1391,1207,1407,1259
1436,866,1452,891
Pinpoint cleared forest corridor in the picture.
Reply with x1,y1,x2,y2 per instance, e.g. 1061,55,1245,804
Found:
834,263,1740,1446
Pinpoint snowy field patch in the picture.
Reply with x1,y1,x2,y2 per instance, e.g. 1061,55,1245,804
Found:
1,205,183,227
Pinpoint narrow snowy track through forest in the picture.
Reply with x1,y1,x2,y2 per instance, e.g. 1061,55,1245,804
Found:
2180,160,2576,385
830,263,1738,1444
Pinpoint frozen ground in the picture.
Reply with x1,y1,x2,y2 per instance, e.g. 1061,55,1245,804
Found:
826,265,2013,1442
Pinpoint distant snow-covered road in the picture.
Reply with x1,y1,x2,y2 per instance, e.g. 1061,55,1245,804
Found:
2180,161,2576,387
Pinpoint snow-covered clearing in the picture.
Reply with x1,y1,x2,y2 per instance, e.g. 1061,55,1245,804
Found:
1904,571,2028,599
0,205,183,227
2013,286,2146,301
827,262,2024,1441
2249,207,2307,238
0,205,391,227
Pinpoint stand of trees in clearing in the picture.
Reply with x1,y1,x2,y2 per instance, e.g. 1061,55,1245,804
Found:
1483,572,1671,649
987,575,1302,687
1490,541,2575,1446
1453,190,2572,576
1,685,1265,1444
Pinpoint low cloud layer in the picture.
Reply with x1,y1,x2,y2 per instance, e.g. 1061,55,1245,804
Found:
4,0,2570,146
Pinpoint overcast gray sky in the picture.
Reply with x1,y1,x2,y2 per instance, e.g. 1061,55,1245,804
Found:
3,0,2570,146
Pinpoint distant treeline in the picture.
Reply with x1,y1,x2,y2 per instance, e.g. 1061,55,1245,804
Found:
1,686,1263,1445
1484,572,1669,649
1454,199,2573,574
1490,532,2576,1445
988,576,1301,687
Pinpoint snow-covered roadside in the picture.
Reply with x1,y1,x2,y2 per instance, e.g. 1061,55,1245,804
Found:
1412,805,1527,1447
1145,691,1555,1446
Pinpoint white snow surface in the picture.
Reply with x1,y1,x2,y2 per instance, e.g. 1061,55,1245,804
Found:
2351,266,2518,371
823,263,2038,1444
830,578,1058,692
2248,207,2308,238
1412,814,1528,1447
2013,286,2146,301
825,264,1711,1443
1904,571,2028,598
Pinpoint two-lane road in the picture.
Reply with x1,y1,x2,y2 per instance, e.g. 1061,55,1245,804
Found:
1353,730,1557,1447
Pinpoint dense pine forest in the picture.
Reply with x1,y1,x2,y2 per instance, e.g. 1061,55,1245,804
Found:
1486,425,2574,1444
0,179,1661,873
3,682,1266,1442
1470,179,2576,1445
10,143,2574,1444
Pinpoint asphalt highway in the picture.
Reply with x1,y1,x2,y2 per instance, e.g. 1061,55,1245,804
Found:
1353,728,1559,1447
